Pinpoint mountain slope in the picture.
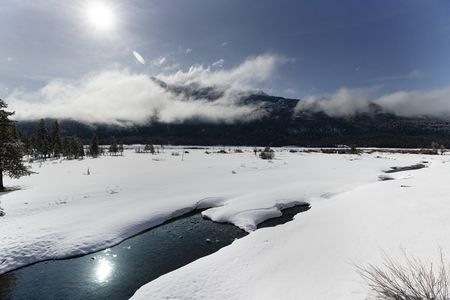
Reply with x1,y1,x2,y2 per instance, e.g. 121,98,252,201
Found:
16,83,450,147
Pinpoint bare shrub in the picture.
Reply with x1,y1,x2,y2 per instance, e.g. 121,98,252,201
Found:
260,146,274,160
357,250,450,300
348,145,360,155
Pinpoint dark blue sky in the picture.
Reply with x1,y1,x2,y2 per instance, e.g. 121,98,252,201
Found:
1,0,450,98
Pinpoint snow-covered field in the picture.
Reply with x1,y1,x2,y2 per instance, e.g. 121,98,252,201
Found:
1,148,448,299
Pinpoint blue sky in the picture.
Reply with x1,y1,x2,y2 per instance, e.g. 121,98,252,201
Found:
1,0,449,95
1,0,450,123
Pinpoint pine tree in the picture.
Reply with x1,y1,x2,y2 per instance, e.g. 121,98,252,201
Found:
144,143,155,154
61,136,69,158
0,99,30,191
90,134,99,157
36,119,51,159
51,120,62,157
68,137,77,159
18,131,33,156
109,137,118,155
76,138,85,158
259,146,274,160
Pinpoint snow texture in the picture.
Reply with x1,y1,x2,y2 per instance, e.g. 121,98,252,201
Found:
0,148,440,299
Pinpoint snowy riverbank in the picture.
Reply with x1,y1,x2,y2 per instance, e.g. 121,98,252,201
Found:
1,148,445,299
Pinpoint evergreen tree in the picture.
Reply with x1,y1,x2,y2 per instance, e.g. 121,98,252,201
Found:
11,123,19,140
61,136,69,158
0,100,30,191
144,143,155,154
68,137,77,159
76,138,85,158
259,146,274,160
36,119,50,159
109,137,118,155
118,143,124,155
90,134,99,157
18,131,33,157
51,120,62,157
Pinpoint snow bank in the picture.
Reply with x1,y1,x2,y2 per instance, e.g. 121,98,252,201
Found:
132,153,450,299
0,148,425,293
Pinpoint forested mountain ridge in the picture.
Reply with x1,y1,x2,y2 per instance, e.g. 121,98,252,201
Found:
16,82,450,147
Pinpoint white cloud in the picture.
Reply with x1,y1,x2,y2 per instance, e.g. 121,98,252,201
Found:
185,48,192,54
159,54,286,90
6,54,285,126
221,42,229,47
295,87,378,117
151,56,166,67
295,85,450,119
211,58,224,68
375,86,450,118
158,56,166,65
162,63,180,72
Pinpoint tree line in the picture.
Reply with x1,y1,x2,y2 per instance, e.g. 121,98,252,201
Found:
17,120,126,160
18,119,90,160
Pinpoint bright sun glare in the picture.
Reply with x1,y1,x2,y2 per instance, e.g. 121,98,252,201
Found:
96,258,113,282
86,2,116,31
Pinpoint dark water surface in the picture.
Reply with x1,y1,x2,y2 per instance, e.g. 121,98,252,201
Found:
0,205,309,300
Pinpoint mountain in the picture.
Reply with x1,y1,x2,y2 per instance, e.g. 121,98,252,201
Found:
16,82,450,148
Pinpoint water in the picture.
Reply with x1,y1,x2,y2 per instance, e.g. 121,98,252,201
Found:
0,205,309,300
258,204,310,229
384,163,426,173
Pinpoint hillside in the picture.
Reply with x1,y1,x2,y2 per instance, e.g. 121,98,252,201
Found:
16,82,450,147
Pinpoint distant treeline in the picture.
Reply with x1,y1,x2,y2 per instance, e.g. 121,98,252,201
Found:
16,113,450,148
17,119,125,160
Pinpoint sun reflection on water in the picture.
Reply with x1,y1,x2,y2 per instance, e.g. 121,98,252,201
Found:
95,258,113,283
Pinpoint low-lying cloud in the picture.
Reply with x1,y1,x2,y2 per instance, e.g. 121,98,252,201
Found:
6,54,285,126
295,87,378,117
159,54,285,90
295,85,450,119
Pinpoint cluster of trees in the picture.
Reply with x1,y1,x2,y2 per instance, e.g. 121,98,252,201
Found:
19,119,127,159
19,119,91,160
108,137,124,156
431,141,446,155
135,143,156,154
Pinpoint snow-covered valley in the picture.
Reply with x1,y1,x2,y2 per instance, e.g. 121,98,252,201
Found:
1,148,448,299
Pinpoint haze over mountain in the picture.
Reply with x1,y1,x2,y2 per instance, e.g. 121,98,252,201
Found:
16,79,450,148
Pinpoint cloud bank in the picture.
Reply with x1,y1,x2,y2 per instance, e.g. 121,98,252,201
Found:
159,54,284,90
6,54,285,126
295,85,450,119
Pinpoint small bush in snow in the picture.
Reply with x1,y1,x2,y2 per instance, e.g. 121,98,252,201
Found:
144,144,155,154
260,146,274,160
357,249,450,300
348,145,360,155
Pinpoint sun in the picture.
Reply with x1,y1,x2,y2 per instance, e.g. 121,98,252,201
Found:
85,2,116,32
